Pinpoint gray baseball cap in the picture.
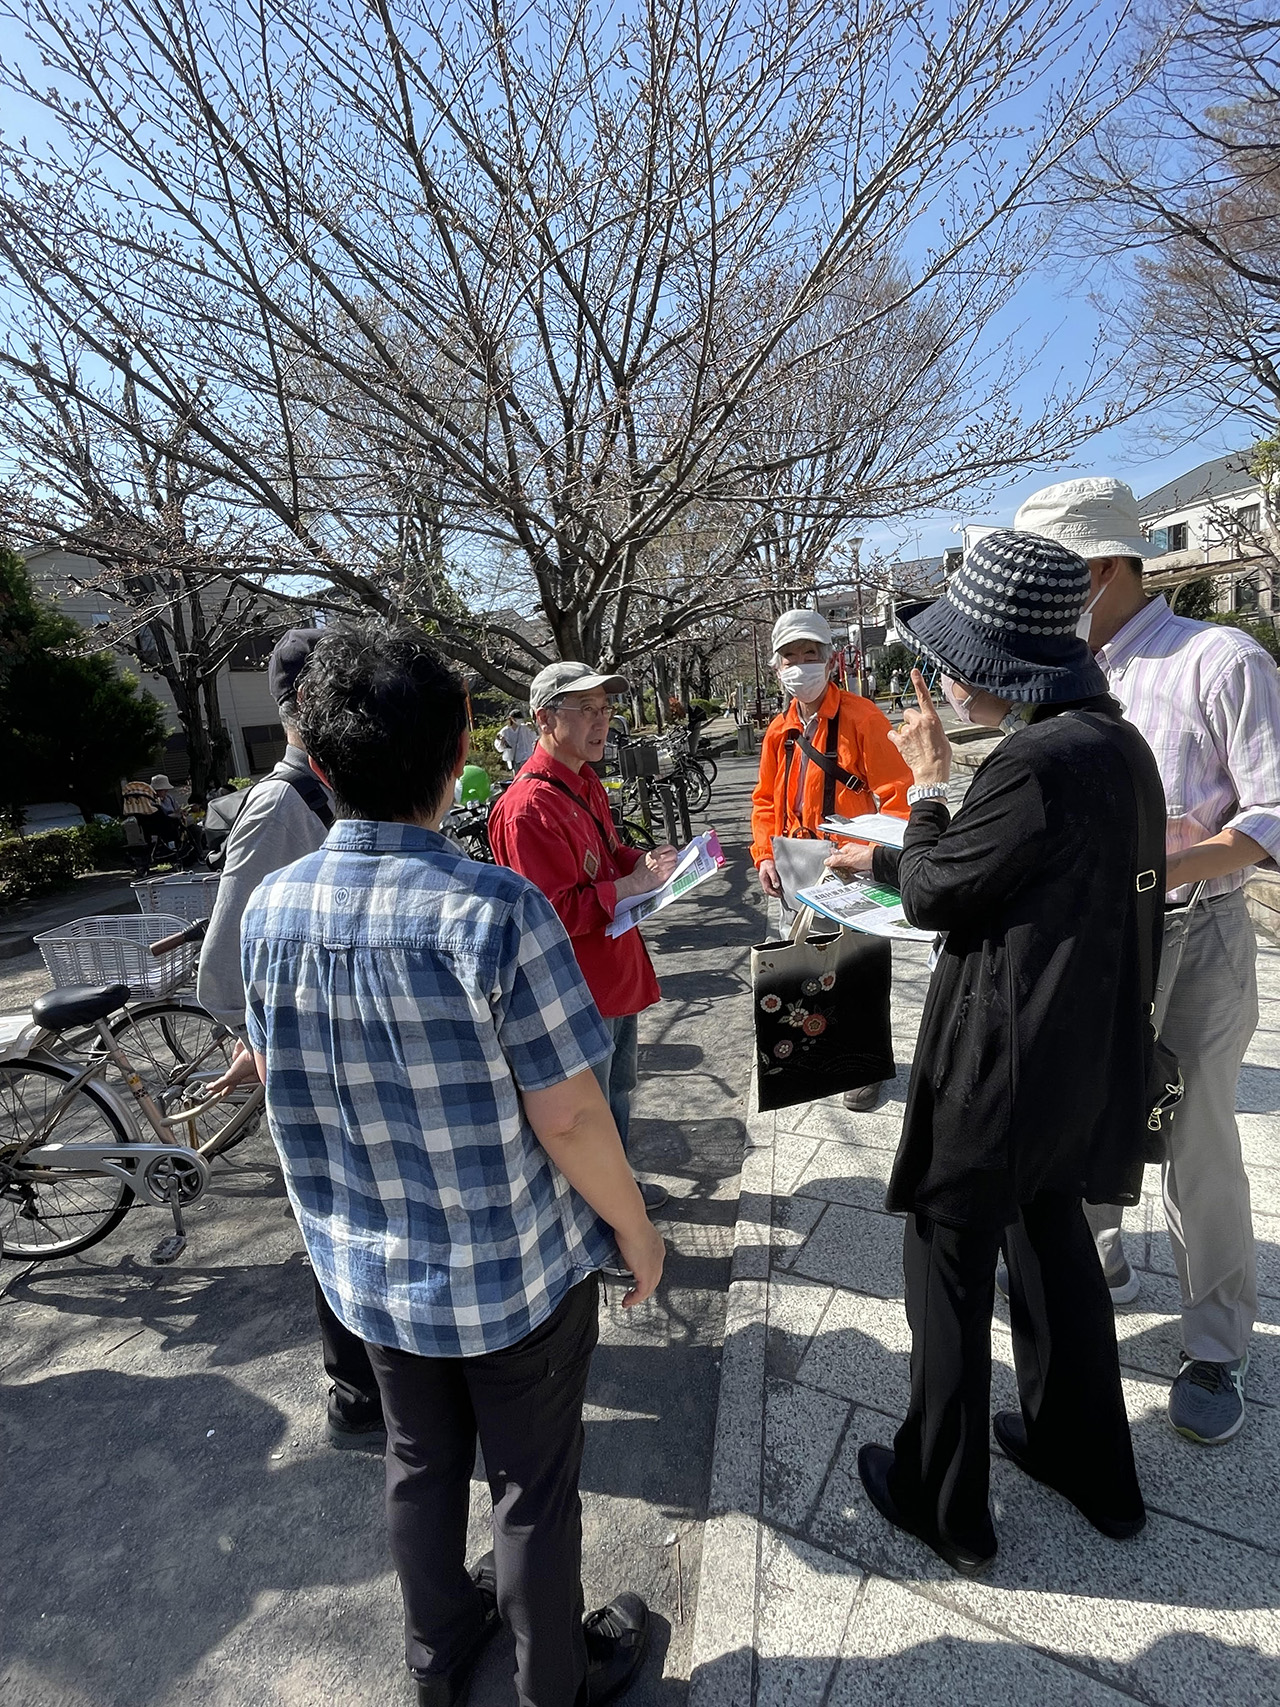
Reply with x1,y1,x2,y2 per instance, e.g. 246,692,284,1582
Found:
529,660,629,711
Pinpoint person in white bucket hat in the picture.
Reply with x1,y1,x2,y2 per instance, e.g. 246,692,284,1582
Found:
1014,475,1280,1446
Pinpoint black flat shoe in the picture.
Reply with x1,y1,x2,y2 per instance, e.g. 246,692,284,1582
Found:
326,1399,387,1453
584,1591,649,1705
415,1552,500,1707
992,1412,1145,1541
857,1442,996,1577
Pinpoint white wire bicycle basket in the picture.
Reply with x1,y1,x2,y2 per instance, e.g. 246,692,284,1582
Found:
34,914,199,998
132,871,221,923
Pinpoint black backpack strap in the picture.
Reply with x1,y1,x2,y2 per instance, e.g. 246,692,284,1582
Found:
283,766,335,829
782,707,865,835
517,771,618,851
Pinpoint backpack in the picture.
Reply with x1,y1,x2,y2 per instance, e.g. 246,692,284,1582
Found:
204,767,334,868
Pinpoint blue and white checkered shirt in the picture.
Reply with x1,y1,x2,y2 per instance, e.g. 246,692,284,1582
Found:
242,819,615,1357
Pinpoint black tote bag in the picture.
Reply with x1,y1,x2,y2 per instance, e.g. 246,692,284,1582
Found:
751,908,896,1113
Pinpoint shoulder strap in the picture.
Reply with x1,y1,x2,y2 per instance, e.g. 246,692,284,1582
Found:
782,706,865,835
517,770,617,851
282,766,335,830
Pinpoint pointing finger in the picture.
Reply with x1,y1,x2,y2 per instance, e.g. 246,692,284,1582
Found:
910,669,939,719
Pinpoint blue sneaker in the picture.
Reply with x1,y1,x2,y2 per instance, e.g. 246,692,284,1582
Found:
1168,1353,1249,1444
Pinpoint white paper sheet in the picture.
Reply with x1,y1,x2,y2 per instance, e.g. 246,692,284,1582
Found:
817,812,908,848
606,830,726,937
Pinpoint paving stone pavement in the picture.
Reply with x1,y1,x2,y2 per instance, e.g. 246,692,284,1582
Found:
0,757,764,1707
690,923,1280,1706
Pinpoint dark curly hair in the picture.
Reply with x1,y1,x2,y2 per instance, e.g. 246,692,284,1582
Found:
297,620,468,822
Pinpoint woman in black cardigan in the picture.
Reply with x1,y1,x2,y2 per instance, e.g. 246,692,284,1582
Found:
827,528,1166,1575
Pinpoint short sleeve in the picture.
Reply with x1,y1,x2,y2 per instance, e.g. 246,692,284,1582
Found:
493,885,613,1090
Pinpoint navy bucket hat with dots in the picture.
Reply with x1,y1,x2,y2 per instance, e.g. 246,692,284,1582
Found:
897,528,1108,705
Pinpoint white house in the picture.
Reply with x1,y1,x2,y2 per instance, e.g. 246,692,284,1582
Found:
1138,452,1274,614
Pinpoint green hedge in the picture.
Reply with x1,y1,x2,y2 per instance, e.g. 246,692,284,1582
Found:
0,820,129,906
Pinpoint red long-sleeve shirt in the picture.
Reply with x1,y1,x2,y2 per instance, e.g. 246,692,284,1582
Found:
487,748,661,1019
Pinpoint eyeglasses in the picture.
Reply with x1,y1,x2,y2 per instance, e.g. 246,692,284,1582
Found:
555,700,613,722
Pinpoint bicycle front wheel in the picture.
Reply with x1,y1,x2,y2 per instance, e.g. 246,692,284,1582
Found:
109,1000,264,1155
0,1060,134,1259
681,761,712,813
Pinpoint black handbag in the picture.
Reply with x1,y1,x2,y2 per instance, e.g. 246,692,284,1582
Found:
751,907,895,1112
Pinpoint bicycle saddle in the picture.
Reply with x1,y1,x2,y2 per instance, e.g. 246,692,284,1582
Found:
31,983,132,1031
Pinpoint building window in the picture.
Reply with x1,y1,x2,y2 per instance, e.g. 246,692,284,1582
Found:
1235,573,1261,614
1165,521,1189,552
1237,505,1261,536
242,722,286,773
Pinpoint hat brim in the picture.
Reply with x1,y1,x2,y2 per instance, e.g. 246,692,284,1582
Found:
899,599,1108,705
1025,527,1160,562
532,670,629,710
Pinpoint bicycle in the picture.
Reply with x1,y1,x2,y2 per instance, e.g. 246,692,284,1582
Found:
2,922,266,1264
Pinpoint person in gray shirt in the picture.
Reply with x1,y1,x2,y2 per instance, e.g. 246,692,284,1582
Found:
198,627,385,1450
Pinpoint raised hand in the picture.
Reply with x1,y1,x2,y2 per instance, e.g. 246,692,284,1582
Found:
888,670,952,786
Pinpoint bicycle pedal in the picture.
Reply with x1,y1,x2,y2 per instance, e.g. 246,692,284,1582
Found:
150,1232,187,1264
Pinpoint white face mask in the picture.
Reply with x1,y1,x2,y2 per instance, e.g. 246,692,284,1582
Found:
1075,585,1106,644
941,675,976,724
778,661,830,702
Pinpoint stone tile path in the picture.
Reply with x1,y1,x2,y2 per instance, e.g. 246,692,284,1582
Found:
691,933,1280,1705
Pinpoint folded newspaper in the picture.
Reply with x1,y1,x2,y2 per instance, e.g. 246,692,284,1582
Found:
793,872,934,943
606,829,726,938
817,812,908,848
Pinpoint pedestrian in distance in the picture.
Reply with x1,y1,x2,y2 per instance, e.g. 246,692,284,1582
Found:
750,607,912,1112
242,621,663,1707
488,661,678,1213
827,530,1166,1575
1016,476,1280,1444
495,707,538,772
888,668,906,710
198,628,386,1451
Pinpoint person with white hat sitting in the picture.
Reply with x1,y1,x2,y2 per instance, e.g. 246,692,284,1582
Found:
750,608,912,1111
1014,475,1280,1446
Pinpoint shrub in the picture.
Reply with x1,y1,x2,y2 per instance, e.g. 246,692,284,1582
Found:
0,829,78,904
469,722,515,784
0,820,131,905
689,697,723,719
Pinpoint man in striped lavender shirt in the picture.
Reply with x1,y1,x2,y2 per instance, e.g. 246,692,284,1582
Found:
1015,477,1280,1447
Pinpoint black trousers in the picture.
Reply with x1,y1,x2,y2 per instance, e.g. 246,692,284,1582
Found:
364,1276,600,1707
890,1191,1142,1557
313,1277,381,1421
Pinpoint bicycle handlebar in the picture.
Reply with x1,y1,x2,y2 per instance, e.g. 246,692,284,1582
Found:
150,917,210,957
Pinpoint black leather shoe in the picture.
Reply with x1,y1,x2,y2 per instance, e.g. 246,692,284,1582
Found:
415,1552,500,1707
584,1591,649,1705
326,1394,386,1453
993,1412,1145,1540
857,1442,996,1577
843,1082,883,1113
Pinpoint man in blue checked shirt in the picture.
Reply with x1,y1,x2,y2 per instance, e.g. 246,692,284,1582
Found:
242,621,664,1707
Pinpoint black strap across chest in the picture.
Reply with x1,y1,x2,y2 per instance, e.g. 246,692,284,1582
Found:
781,706,865,836
519,770,618,852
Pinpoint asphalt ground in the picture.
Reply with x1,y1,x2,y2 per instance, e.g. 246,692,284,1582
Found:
0,753,766,1707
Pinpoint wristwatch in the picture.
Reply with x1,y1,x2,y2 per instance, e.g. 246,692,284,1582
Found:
907,782,949,806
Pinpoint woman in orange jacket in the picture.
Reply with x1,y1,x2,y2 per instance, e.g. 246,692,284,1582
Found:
751,607,912,1110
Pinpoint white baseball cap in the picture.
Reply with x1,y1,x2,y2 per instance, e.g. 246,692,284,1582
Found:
771,608,833,653
1013,477,1160,561
528,660,629,711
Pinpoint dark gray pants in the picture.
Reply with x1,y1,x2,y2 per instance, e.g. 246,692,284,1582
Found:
364,1277,600,1707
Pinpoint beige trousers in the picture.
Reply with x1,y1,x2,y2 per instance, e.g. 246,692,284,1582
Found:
1086,890,1259,1363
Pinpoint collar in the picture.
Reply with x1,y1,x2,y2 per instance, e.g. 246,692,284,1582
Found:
325,819,455,854
1097,596,1172,673
521,745,594,793
784,680,841,727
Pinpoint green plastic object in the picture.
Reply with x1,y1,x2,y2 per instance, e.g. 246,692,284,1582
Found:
457,763,492,804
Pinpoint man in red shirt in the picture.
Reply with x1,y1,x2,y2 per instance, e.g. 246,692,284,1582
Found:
488,662,678,1211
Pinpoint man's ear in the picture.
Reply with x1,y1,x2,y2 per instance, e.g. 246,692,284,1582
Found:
308,756,332,789
453,727,470,776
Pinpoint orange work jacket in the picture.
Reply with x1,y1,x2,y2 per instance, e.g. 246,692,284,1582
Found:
749,682,912,866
